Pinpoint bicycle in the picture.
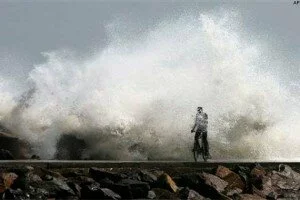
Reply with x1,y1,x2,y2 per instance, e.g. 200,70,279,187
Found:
193,134,208,162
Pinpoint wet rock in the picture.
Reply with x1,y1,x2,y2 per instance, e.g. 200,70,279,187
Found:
60,168,85,178
96,178,150,199
100,188,121,200
11,171,42,191
260,164,300,199
139,170,158,184
150,188,180,199
122,170,141,181
234,166,251,192
43,175,53,181
215,166,245,192
26,187,49,200
3,188,30,200
81,182,121,199
272,164,300,190
200,172,228,193
97,177,115,188
28,173,42,183
67,176,95,187
88,178,132,199
250,165,266,190
81,182,101,198
118,178,150,199
234,193,266,200
106,182,132,199
89,167,126,182
67,182,81,197
280,190,300,199
226,187,243,197
156,173,179,193
34,177,75,198
147,190,156,199
0,130,29,159
34,167,66,181
252,177,278,199
176,172,229,199
178,187,205,200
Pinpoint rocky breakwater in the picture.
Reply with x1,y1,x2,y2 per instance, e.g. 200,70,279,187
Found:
0,125,30,160
0,163,300,199
0,132,29,160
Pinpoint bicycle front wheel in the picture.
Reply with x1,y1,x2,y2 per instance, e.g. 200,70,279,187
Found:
193,149,199,162
202,153,208,162
193,143,202,162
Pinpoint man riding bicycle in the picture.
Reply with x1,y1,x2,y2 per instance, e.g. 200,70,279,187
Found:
191,107,211,159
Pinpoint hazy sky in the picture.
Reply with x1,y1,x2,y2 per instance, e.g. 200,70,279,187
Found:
0,1,299,83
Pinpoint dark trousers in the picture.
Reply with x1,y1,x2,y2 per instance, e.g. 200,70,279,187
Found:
194,130,209,155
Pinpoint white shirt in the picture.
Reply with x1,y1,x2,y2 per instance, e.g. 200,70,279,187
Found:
194,112,207,131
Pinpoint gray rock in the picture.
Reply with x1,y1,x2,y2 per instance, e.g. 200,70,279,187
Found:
139,170,158,183
147,190,156,199
101,188,121,200
156,173,179,193
179,187,206,200
151,188,180,199
176,172,230,199
67,182,81,197
234,194,265,200
3,188,30,200
118,178,150,199
89,167,126,182
67,175,96,187
34,177,75,198
81,182,121,199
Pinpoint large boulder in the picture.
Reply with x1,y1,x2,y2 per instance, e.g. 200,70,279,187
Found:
139,169,158,185
67,176,96,187
150,188,180,199
81,182,121,200
117,179,150,199
215,166,245,194
233,165,251,192
267,164,300,199
250,165,266,190
178,187,206,200
89,167,126,182
272,164,300,190
0,131,29,159
32,177,75,198
156,173,179,193
97,177,150,199
3,188,30,200
176,172,229,199
234,193,266,200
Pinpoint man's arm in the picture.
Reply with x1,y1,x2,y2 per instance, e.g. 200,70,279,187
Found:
191,115,197,132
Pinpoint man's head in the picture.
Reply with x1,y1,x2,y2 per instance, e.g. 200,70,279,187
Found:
197,106,203,113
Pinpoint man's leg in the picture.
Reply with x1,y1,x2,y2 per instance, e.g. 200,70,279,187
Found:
193,131,201,151
202,131,211,157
